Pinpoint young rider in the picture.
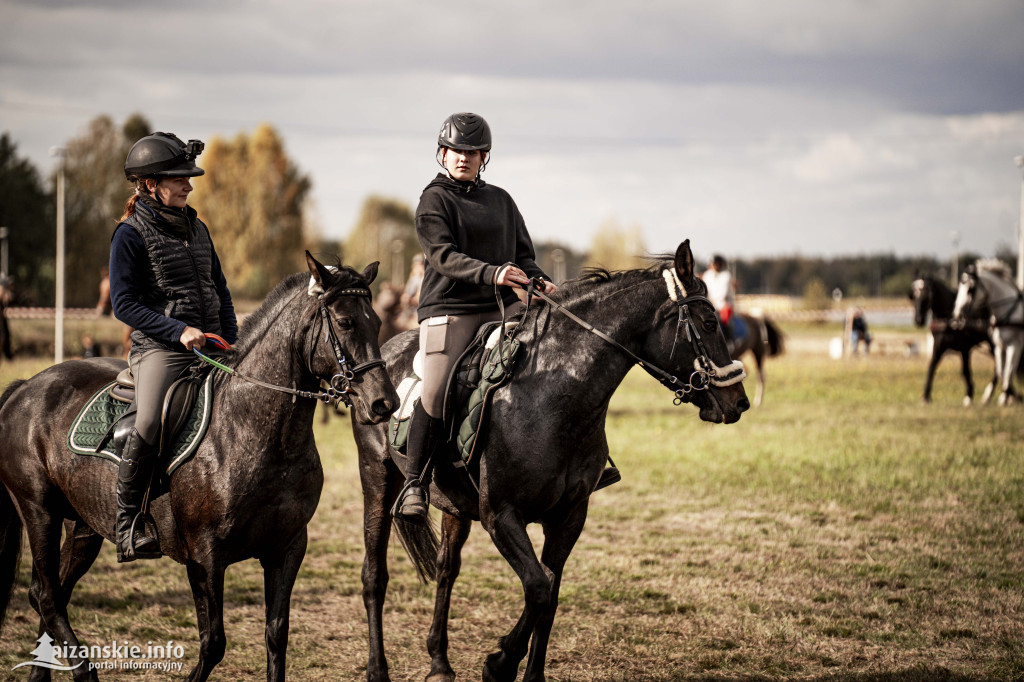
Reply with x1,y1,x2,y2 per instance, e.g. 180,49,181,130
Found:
394,112,556,522
109,132,238,561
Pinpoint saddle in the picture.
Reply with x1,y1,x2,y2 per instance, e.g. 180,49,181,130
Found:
389,321,521,468
67,364,215,485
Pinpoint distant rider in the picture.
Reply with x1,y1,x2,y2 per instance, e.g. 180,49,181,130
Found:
702,254,736,342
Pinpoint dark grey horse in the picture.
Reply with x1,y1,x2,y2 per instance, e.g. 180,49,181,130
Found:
910,274,996,405
0,253,398,682
728,312,784,407
354,239,749,682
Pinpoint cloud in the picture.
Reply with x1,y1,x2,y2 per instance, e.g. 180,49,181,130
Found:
2,0,1023,259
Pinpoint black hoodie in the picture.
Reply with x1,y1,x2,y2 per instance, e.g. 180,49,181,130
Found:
415,173,547,322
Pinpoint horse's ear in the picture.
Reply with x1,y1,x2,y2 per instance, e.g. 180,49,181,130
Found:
674,239,696,284
361,261,380,286
305,250,335,294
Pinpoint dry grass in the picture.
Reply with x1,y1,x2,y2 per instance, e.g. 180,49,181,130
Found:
0,345,1021,681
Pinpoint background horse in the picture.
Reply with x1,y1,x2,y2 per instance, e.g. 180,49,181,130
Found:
953,260,1024,406
353,240,749,682
910,274,996,405
729,311,784,407
0,254,397,682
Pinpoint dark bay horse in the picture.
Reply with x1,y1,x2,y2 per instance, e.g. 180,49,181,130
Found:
728,312,784,407
0,253,398,682
353,240,749,682
910,274,995,405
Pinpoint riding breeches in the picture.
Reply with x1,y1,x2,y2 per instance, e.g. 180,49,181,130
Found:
418,301,525,419
128,348,197,446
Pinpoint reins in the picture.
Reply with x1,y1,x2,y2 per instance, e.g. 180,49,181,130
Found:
193,287,385,407
512,270,745,405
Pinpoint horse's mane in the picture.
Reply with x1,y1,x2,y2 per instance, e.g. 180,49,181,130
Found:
975,259,1013,281
552,257,705,309
229,265,369,360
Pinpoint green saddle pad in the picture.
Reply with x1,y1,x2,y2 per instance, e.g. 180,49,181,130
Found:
389,326,520,464
66,372,215,475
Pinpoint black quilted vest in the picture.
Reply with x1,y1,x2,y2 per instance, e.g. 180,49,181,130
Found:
123,203,223,352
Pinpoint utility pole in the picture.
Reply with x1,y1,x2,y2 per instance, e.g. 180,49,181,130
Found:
1015,156,1024,289
0,227,8,277
50,146,66,364
950,230,960,289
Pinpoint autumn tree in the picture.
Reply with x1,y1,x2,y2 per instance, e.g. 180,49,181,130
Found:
59,113,150,306
189,124,316,299
0,133,54,304
585,218,647,271
343,196,417,291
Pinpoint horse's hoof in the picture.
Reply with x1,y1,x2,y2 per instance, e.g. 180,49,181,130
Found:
962,397,972,408
426,673,456,682
483,652,517,682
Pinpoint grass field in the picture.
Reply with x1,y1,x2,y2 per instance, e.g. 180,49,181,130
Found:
0,336,1021,681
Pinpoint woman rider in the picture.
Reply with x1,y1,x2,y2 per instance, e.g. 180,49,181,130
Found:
109,132,238,561
394,112,557,522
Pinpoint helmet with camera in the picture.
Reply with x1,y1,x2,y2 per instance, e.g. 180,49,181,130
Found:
124,132,205,181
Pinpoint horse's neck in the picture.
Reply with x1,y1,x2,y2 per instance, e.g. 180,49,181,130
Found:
525,275,666,409
214,293,319,459
983,274,1024,322
929,279,955,317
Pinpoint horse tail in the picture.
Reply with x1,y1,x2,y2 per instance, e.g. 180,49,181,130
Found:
392,517,438,583
0,485,22,635
764,319,785,357
0,379,26,634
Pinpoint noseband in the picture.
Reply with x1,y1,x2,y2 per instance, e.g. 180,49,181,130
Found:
524,269,745,406
194,284,386,407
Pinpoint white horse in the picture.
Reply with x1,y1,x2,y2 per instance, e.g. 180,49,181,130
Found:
953,260,1024,405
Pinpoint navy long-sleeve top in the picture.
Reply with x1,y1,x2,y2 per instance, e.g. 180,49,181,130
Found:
110,210,237,350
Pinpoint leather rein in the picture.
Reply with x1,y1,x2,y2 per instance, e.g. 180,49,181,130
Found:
512,269,745,405
194,287,386,407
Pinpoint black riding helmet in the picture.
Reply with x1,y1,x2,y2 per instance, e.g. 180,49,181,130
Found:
437,113,491,151
124,132,205,181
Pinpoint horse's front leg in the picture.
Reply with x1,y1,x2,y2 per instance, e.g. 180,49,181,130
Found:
185,557,227,682
922,340,944,403
360,457,402,682
481,507,552,682
426,512,472,682
260,527,307,682
957,348,974,407
519,502,590,682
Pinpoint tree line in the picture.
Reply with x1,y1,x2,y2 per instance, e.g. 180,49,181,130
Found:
1,115,1016,309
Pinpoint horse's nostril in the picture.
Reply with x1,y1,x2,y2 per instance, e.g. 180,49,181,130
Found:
738,397,751,412
371,399,395,417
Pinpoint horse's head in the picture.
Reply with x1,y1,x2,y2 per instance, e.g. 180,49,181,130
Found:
952,266,983,324
305,252,399,424
909,275,931,327
644,240,749,424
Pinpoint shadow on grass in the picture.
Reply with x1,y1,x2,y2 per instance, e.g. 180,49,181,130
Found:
679,671,994,682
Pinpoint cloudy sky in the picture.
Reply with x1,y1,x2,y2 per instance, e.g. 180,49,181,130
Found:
2,0,1023,262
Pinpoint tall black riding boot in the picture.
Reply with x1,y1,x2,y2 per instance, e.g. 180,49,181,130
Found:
115,428,162,562
394,402,444,523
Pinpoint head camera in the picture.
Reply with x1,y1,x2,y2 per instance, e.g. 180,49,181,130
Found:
184,139,205,161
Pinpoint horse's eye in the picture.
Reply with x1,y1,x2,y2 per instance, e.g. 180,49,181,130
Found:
703,317,719,333
335,317,354,330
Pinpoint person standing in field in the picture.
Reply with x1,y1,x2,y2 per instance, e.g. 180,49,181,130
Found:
109,132,237,562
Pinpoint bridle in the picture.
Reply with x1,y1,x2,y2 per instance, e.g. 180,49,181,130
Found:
194,285,386,407
519,268,745,405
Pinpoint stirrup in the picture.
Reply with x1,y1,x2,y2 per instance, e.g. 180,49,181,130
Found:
391,480,428,523
594,466,621,492
121,512,162,562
